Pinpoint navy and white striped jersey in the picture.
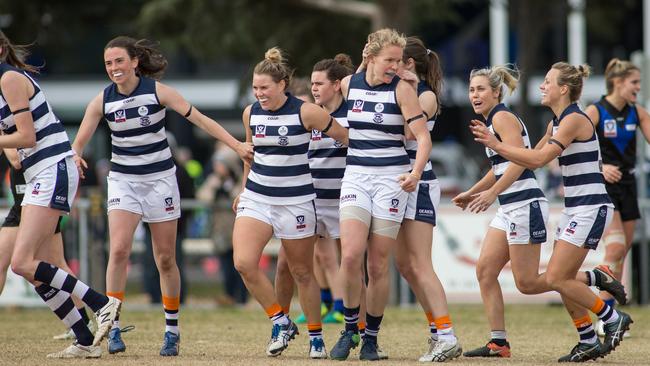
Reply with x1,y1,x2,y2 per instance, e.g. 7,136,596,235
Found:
103,77,175,182
242,94,316,205
553,103,613,214
484,104,546,212
345,72,410,175
0,63,73,182
405,81,436,181
308,101,348,206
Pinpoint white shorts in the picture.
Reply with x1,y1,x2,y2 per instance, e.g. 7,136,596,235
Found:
555,205,613,249
316,204,340,239
404,180,440,225
490,200,549,244
236,196,316,239
339,171,408,223
22,156,79,213
106,174,180,223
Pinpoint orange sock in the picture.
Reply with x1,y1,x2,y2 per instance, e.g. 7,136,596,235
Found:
162,295,180,311
590,297,605,314
434,315,452,330
106,291,125,301
573,315,592,328
265,303,283,318
425,311,435,325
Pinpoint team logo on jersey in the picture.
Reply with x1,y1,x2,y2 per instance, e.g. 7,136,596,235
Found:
374,103,384,113
373,113,383,124
509,223,517,237
389,198,399,213
311,129,322,141
114,110,127,123
58,161,66,170
625,123,637,131
164,197,174,212
531,201,539,209
32,183,41,195
603,119,617,138
296,215,306,230
140,116,151,126
352,100,364,113
599,207,607,217
278,136,289,146
255,124,266,138
15,184,26,195
333,140,344,148
566,221,578,234
0,121,8,130
278,126,289,136
138,106,148,116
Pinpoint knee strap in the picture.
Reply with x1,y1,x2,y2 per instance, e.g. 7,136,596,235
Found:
340,206,371,226
370,217,401,240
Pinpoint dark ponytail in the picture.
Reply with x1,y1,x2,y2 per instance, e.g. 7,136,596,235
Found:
105,36,168,80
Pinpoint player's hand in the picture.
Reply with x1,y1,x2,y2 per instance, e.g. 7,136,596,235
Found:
451,191,472,210
398,173,419,192
467,189,497,213
73,154,88,179
602,164,622,183
470,119,500,150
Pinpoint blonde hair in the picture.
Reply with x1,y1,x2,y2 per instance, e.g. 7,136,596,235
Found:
469,64,520,102
604,58,640,94
253,47,293,90
551,62,591,102
365,28,407,58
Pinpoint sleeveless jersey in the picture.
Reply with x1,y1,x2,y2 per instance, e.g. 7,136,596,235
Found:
484,104,546,212
242,94,315,205
308,100,348,206
595,97,639,182
345,71,410,175
553,103,613,214
103,77,175,182
0,63,73,182
404,81,436,181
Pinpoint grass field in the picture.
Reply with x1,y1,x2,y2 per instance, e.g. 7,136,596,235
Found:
0,303,647,365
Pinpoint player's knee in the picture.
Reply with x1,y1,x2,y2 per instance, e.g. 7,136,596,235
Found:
9,258,29,279
366,259,389,281
233,257,256,279
544,271,565,291
475,262,498,284
110,244,132,262
514,277,538,295
155,252,176,273
395,259,416,281
289,264,312,285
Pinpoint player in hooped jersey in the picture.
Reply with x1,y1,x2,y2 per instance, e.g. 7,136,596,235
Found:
471,62,632,362
456,65,549,358
329,29,432,361
392,37,462,362
584,59,650,337
72,36,252,357
0,31,120,358
274,55,355,327
232,47,348,359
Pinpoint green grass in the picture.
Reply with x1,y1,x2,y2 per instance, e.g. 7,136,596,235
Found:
0,304,647,365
